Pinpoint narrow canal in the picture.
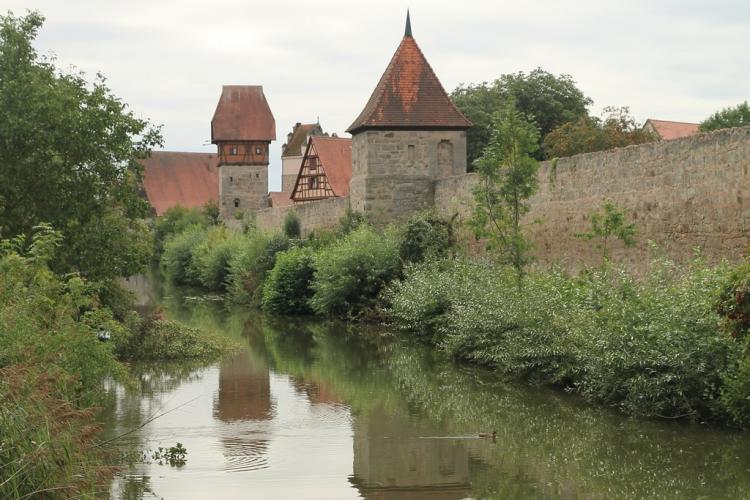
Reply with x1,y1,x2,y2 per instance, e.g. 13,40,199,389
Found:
104,284,750,499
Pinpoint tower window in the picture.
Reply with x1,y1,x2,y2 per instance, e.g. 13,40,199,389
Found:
229,176,233,184
255,172,259,179
234,198,240,208
230,146,238,155
408,144,415,163
255,146,262,155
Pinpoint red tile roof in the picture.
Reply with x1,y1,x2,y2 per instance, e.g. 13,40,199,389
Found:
211,85,276,142
268,191,294,207
140,151,219,216
309,136,352,196
282,123,324,157
644,119,700,140
347,32,471,134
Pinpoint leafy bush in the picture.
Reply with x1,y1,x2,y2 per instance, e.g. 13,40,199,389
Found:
153,206,209,257
387,256,746,422
721,339,750,426
398,210,455,264
283,211,301,238
310,226,400,318
716,259,750,340
117,316,233,360
262,246,316,314
337,207,368,235
160,225,206,286
226,230,291,304
191,226,246,291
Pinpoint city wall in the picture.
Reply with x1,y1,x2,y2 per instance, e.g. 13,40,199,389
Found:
254,196,348,236
435,126,750,271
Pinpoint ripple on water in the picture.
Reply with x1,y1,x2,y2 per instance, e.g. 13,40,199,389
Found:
219,437,271,473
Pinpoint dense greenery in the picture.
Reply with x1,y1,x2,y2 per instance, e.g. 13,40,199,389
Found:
699,100,750,132
0,12,161,281
542,106,656,158
470,104,540,279
262,246,316,314
385,256,750,426
451,68,591,164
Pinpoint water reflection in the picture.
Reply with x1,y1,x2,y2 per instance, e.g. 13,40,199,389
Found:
104,291,750,500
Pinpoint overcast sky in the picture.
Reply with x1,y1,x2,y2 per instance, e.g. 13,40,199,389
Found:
6,0,749,191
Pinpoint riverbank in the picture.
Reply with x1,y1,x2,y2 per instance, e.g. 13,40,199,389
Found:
0,228,237,499
156,207,750,428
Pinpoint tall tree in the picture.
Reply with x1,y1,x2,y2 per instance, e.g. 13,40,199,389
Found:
469,103,540,282
699,101,750,132
451,68,592,165
0,11,162,280
542,106,655,158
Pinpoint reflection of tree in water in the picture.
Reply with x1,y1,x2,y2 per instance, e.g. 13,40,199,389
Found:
111,474,160,500
213,350,273,472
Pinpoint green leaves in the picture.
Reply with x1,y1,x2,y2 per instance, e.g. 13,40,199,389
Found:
700,101,750,132
0,11,162,280
469,103,540,279
576,201,636,265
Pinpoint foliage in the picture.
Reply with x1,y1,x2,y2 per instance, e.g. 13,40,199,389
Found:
721,338,750,426
283,211,301,238
700,101,750,132
191,225,245,291
226,231,291,304
716,259,750,340
398,210,455,264
469,103,540,280
0,12,162,280
451,68,591,164
387,256,746,423
337,207,368,235
160,225,206,286
153,206,209,258
202,200,220,225
262,246,316,314
151,443,188,467
310,226,400,318
575,200,636,264
542,106,656,158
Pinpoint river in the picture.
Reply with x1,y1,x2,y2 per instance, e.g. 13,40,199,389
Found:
103,283,750,499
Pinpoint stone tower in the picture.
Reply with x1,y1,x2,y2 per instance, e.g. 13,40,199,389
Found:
211,85,276,219
346,12,472,225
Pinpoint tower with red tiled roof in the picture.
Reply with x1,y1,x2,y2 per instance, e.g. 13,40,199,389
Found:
211,85,276,219
347,11,471,223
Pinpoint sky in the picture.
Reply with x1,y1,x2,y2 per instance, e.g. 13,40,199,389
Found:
5,0,750,192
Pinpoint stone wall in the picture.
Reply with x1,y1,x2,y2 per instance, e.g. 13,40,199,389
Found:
220,164,269,220
435,126,750,272
254,196,349,236
350,129,467,225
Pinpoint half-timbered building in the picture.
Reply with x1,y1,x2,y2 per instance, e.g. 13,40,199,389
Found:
291,136,352,203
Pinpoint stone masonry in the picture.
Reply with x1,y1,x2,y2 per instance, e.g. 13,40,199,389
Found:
349,130,467,225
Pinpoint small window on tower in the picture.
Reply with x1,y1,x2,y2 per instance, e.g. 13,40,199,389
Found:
255,146,262,155
255,173,259,179
234,198,240,208
408,145,415,163
230,146,238,155
229,176,233,184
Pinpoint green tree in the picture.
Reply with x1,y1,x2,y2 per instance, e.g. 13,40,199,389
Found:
699,101,750,132
576,200,636,265
0,11,162,280
283,210,301,238
451,68,591,165
469,103,540,282
542,106,655,158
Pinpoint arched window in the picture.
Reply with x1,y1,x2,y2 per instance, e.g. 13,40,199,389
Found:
234,198,240,208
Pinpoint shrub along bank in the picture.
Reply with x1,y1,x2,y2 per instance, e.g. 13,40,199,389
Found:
0,226,234,499
159,209,750,427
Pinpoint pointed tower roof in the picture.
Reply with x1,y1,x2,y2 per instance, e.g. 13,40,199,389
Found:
211,85,276,143
346,13,471,134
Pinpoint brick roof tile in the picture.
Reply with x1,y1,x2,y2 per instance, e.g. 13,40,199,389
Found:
211,85,276,142
140,151,219,216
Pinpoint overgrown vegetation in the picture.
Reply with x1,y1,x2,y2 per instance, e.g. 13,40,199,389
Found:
576,200,637,264
700,101,750,132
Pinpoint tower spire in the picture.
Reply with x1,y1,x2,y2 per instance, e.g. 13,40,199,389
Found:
404,9,412,38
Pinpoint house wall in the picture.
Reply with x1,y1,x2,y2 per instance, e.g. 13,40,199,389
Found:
281,154,303,192
434,126,750,272
349,129,467,225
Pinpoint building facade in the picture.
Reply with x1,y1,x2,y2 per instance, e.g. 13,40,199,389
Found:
281,122,326,193
211,85,276,219
291,136,352,203
346,12,471,225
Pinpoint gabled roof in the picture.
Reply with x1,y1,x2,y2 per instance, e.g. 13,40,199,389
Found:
346,15,471,134
268,191,294,207
644,119,700,140
140,151,219,216
211,85,276,142
282,122,324,157
309,136,352,196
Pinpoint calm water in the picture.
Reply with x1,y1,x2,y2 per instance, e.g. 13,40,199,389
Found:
103,288,750,499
